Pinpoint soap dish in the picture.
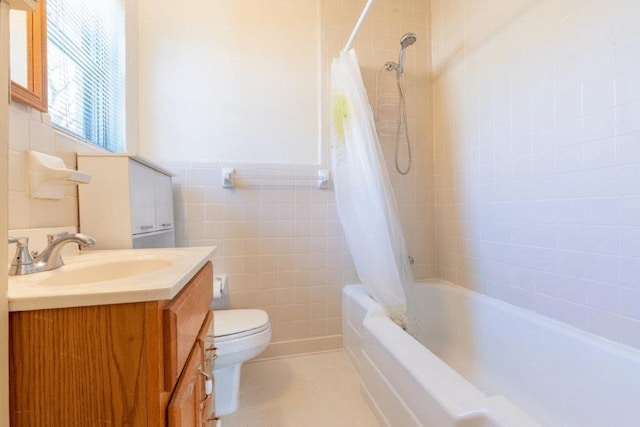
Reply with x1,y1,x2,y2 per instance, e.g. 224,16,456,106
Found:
28,150,91,200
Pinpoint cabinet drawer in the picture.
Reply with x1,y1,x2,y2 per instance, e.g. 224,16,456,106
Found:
164,262,213,390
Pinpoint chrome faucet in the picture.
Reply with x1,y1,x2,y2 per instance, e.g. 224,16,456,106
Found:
8,232,96,276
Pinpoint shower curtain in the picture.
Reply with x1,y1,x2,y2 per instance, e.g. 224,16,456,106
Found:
331,49,416,331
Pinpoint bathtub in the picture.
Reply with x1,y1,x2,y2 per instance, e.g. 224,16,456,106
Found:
343,282,640,427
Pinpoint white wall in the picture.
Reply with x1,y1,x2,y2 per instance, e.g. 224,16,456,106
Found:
432,0,640,350
137,0,321,164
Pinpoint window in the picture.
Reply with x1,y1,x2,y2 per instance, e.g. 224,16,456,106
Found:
47,0,125,152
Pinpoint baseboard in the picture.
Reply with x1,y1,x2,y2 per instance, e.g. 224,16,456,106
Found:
253,335,343,361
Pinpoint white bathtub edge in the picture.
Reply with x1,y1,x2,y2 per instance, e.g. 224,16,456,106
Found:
344,284,543,427
466,396,542,427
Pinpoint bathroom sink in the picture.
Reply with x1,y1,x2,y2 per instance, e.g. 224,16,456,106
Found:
35,259,175,286
8,246,217,312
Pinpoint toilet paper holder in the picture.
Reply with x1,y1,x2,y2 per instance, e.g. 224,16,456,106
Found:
213,274,228,299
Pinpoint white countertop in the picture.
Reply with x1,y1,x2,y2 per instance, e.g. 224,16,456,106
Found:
8,246,216,312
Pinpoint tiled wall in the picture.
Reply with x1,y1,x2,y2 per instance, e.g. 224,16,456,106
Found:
165,162,354,356
169,0,433,357
8,104,102,231
431,0,640,349
322,0,434,280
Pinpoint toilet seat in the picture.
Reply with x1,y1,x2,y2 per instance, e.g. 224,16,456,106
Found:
213,309,270,343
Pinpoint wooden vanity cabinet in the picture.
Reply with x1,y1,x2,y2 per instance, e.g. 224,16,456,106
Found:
9,261,216,426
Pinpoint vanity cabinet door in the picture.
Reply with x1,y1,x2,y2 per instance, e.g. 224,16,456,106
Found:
129,159,156,235
155,171,174,231
167,341,204,427
164,263,213,391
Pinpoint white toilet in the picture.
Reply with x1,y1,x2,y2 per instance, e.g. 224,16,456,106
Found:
209,309,271,416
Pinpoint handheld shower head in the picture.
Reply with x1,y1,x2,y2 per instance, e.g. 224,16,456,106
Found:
400,32,417,48
377,34,417,175
397,33,417,76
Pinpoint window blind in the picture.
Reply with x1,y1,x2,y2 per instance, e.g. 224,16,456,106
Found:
47,0,125,152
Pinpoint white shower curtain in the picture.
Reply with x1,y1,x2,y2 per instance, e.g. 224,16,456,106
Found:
331,49,415,330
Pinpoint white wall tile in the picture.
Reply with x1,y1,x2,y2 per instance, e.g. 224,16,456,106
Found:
620,197,640,226
585,253,620,284
620,256,640,289
588,308,620,342
28,118,55,153
617,101,640,136
619,316,640,348
583,138,616,169
620,287,640,321
8,150,26,192
583,79,615,114
558,275,586,305
554,299,589,330
617,132,640,165
9,106,30,151
432,0,640,349
618,164,640,196
556,250,586,279
620,227,640,257
615,37,640,105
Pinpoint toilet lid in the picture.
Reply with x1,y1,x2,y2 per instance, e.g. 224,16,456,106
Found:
214,309,269,338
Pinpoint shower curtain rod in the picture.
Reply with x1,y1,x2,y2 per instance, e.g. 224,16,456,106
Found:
343,0,376,52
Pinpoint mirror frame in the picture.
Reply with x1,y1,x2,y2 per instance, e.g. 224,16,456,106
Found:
11,0,47,112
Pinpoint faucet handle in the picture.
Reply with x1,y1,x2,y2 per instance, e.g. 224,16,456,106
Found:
8,236,29,245
9,237,36,276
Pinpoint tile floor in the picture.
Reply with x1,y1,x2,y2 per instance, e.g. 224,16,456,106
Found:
221,351,379,427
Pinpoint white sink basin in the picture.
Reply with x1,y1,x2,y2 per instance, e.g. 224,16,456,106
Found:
8,247,217,312
36,259,175,287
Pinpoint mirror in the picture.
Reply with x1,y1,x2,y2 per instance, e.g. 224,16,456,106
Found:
10,0,47,111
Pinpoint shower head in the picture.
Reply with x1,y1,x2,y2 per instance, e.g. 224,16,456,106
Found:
400,33,417,48
397,33,417,76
